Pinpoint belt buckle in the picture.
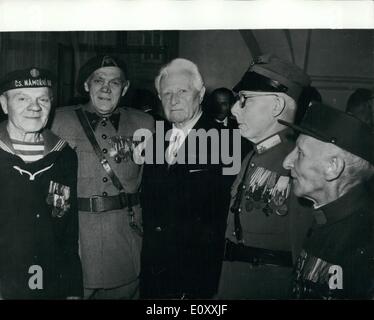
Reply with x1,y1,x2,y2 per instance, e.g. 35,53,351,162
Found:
89,195,101,213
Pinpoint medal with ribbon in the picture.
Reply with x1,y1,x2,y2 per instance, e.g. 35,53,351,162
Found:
108,135,141,163
46,181,71,218
243,166,291,217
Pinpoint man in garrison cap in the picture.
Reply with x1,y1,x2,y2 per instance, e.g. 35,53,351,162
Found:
51,55,154,299
217,53,314,299
0,67,82,299
281,103,374,299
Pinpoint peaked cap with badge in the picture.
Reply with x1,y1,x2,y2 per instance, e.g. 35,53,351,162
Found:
233,53,311,101
76,55,128,96
218,53,314,299
0,67,55,94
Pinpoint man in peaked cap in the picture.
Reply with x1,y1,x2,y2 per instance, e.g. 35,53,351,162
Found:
52,55,154,299
217,53,314,299
0,67,82,299
281,102,374,299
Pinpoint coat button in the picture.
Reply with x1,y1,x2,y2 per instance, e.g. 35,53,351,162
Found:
101,121,107,127
102,134,107,139
36,214,40,218
102,177,108,182
102,148,108,154
102,192,108,196
115,156,121,163
155,226,162,232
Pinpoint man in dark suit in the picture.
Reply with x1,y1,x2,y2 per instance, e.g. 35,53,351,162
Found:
208,87,252,162
140,58,233,299
208,87,237,130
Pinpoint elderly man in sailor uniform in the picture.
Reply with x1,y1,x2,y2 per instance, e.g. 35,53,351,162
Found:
0,67,82,299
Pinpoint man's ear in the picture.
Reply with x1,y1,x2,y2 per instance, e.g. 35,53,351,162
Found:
199,86,206,104
325,156,345,181
84,81,90,93
272,95,286,118
121,80,130,97
0,95,8,115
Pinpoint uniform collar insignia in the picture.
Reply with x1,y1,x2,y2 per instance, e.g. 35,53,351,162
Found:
85,111,120,131
254,133,282,154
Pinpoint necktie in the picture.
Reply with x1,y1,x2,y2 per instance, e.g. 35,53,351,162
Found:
167,129,184,164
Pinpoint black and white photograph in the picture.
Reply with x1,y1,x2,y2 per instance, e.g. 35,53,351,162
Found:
0,0,373,313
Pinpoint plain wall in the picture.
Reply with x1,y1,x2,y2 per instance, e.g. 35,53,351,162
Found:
179,30,253,94
179,29,374,110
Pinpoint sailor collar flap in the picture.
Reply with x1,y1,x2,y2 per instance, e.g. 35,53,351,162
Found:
0,121,67,157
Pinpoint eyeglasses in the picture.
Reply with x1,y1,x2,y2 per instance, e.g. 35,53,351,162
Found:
235,92,278,109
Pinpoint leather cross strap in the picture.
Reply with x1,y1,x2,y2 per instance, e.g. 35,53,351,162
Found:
230,152,256,242
75,108,125,192
75,108,143,237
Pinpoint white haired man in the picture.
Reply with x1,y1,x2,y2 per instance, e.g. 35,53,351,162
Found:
140,58,232,298
281,102,374,299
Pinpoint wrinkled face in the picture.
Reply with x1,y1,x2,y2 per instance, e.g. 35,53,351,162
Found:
283,134,328,202
231,91,278,142
0,87,52,135
212,93,232,121
159,70,204,126
84,66,129,115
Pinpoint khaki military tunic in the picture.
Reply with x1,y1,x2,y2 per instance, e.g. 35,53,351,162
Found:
52,104,154,288
218,129,313,299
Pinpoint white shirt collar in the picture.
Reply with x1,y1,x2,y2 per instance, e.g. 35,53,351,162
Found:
215,117,228,127
168,110,203,155
172,110,203,136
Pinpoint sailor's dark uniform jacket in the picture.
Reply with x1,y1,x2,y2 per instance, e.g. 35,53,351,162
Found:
0,122,82,299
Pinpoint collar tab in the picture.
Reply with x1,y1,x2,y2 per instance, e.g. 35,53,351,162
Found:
255,133,282,154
